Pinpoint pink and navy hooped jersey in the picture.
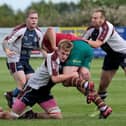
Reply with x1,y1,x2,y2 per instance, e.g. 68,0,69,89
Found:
3,24,43,63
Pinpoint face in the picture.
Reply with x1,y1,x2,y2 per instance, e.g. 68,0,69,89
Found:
58,48,70,63
26,13,38,29
91,12,104,27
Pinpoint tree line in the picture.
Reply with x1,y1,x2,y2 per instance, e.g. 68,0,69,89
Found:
0,0,126,27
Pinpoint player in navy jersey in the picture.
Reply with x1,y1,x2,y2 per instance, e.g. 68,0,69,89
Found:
2,9,56,108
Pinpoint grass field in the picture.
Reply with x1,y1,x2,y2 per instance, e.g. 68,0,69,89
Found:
0,58,126,126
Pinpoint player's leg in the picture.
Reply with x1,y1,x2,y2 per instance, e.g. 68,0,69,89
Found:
90,54,122,117
39,98,62,119
5,70,26,107
15,86,37,119
98,70,116,100
13,85,36,115
38,82,62,119
120,57,126,75
87,90,112,119
0,96,28,119
98,54,121,100
5,62,34,108
76,66,92,94
4,62,27,108
89,69,115,117
63,75,112,118
63,66,91,95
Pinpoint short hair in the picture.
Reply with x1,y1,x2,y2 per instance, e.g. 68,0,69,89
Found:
26,9,38,18
58,39,73,52
94,9,106,18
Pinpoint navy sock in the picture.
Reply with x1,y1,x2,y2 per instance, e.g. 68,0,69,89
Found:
12,88,21,97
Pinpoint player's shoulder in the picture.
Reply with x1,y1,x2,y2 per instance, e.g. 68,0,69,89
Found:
47,51,58,62
35,26,42,32
101,20,113,30
13,23,26,32
86,25,94,31
35,26,43,38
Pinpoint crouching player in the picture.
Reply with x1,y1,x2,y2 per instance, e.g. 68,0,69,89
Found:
0,40,77,119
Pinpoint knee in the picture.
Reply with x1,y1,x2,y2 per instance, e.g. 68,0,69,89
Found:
79,68,91,80
49,112,63,119
80,72,90,80
83,73,90,80
19,79,26,86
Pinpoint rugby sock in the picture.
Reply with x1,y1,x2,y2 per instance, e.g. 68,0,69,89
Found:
69,78,107,111
92,91,107,111
98,91,107,100
12,88,21,97
68,77,87,87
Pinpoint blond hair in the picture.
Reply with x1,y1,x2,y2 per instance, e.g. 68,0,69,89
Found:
58,39,73,52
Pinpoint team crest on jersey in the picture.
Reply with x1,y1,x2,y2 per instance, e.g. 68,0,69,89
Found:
24,36,28,41
34,37,38,42
29,34,34,37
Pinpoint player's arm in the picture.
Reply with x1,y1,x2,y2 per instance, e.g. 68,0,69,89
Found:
44,27,57,51
2,30,21,57
82,27,103,48
84,39,103,48
51,72,78,83
40,49,48,58
2,38,16,57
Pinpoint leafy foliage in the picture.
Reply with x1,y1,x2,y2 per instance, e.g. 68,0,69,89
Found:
0,0,126,27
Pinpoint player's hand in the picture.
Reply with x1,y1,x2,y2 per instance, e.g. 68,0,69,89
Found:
52,46,58,51
72,72,79,78
82,38,88,43
5,48,16,57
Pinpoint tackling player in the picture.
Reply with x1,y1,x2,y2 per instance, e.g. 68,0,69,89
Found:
0,40,112,119
82,9,126,116
41,31,112,119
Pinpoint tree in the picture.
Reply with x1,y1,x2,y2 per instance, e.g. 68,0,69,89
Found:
0,4,15,27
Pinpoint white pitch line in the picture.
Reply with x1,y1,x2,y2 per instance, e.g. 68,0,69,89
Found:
92,78,126,81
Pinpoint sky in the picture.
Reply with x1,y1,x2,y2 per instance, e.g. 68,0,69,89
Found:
0,0,79,11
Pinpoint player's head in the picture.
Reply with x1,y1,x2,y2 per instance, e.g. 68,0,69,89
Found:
91,9,106,27
57,39,73,63
26,9,38,30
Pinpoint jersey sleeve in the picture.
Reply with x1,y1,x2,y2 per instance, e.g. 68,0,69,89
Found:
82,28,93,40
46,52,59,76
35,28,43,49
3,28,23,44
98,22,114,43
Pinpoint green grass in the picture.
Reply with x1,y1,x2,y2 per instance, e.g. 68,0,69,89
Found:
0,58,126,126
